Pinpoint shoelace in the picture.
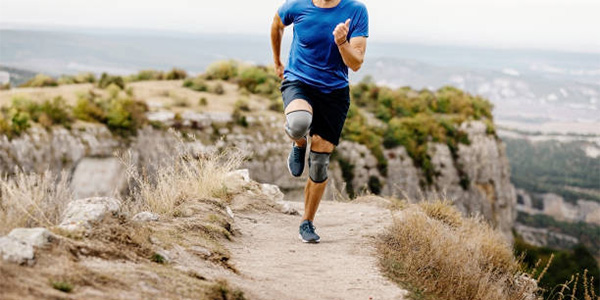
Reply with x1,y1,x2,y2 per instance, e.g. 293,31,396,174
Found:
301,222,316,234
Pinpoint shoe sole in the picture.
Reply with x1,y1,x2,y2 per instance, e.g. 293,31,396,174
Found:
287,149,304,177
299,234,320,244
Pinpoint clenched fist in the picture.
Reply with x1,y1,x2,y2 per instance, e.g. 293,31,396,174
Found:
274,61,285,79
333,19,351,46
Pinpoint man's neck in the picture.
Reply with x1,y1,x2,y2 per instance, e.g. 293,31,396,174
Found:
313,0,341,9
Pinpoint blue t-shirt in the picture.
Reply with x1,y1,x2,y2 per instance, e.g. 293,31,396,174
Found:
278,0,369,93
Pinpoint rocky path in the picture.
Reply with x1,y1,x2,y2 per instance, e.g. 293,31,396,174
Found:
228,199,408,300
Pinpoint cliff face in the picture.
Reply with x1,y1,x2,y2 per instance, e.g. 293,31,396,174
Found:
0,119,517,240
330,121,516,240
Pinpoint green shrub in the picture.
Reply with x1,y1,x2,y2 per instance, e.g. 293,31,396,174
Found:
165,68,187,80
205,60,238,81
199,97,208,106
51,281,73,293
237,65,281,96
106,98,148,137
98,73,125,90
233,98,250,112
37,97,73,128
20,74,58,88
73,94,107,123
130,69,164,81
212,82,225,95
58,72,96,85
183,77,209,92
150,253,166,264
0,82,10,90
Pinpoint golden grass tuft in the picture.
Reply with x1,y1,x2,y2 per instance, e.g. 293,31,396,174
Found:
0,169,73,234
121,130,243,216
378,200,528,300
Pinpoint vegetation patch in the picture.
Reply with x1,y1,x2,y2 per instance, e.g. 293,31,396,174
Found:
379,200,527,300
346,78,491,188
514,234,600,297
19,74,58,88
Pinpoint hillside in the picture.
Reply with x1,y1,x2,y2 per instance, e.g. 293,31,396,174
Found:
0,62,597,299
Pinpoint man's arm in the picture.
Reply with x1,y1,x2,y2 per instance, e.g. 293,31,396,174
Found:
271,13,286,79
333,19,367,72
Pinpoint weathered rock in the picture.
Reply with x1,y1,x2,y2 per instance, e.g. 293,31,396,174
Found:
8,228,53,247
223,169,252,193
278,201,300,215
0,236,35,265
514,223,579,248
261,183,285,202
226,206,235,219
132,211,159,222
59,197,122,232
71,157,128,199
0,125,119,176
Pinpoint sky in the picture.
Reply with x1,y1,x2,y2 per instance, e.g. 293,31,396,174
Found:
1,0,599,53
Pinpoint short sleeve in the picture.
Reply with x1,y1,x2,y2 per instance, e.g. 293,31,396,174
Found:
350,3,369,38
278,0,296,26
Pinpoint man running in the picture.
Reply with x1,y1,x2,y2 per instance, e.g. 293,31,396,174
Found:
270,0,369,243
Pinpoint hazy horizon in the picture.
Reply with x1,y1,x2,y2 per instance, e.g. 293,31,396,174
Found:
1,0,599,54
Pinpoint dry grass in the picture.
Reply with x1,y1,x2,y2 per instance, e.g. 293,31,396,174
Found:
0,169,72,234
378,200,531,300
121,130,243,216
546,269,598,300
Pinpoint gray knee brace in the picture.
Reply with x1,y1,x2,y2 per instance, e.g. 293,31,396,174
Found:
309,151,330,183
285,110,312,140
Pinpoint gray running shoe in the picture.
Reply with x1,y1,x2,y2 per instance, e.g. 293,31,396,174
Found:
287,141,307,177
299,220,320,243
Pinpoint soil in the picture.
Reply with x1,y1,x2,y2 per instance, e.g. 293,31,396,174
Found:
227,199,408,300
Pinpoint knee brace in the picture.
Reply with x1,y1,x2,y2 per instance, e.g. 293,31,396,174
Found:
285,110,312,140
308,151,330,183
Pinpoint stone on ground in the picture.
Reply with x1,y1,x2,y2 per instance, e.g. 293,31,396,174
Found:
59,197,122,232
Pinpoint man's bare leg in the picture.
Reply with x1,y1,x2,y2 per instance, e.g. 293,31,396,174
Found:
302,134,334,222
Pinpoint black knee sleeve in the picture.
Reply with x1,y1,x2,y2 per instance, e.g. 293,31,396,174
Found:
285,110,312,140
308,151,330,183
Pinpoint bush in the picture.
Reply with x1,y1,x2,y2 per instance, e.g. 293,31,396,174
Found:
106,98,148,137
0,82,11,90
98,73,125,90
58,72,96,85
233,98,250,112
73,94,107,123
130,70,165,81
164,68,187,80
0,170,72,234
20,74,58,88
199,97,208,106
212,83,225,95
237,65,281,95
205,60,238,81
183,77,209,92
378,200,528,300
121,134,243,215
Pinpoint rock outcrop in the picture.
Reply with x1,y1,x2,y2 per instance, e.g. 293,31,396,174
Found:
331,121,517,240
1,119,517,240
59,197,122,232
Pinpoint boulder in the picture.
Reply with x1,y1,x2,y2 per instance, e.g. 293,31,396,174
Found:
8,227,53,247
132,212,160,222
0,236,35,265
261,183,285,202
224,169,252,193
59,197,122,232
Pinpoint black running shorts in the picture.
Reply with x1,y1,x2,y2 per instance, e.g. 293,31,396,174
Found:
280,79,350,146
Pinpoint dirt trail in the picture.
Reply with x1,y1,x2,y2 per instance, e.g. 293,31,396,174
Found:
228,199,408,300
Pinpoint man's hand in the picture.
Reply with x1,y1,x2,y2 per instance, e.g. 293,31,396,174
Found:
274,62,285,80
333,19,350,46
